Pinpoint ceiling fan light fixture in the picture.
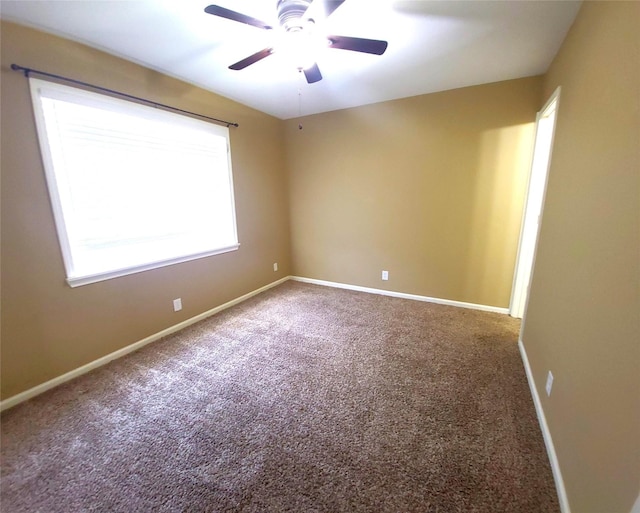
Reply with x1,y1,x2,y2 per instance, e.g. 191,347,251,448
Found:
276,26,327,71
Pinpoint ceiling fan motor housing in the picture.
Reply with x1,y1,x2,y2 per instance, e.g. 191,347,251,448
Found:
277,0,312,31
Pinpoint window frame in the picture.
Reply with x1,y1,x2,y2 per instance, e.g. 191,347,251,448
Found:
29,78,240,288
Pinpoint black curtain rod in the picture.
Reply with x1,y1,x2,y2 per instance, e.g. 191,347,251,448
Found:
11,63,239,128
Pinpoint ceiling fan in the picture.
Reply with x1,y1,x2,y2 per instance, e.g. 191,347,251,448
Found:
204,0,388,84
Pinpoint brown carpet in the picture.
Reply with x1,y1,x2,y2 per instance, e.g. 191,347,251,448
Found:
1,281,558,512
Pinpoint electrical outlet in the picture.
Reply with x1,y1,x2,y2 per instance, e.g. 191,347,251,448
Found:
545,371,554,396
173,298,182,312
273,262,278,272
382,270,389,281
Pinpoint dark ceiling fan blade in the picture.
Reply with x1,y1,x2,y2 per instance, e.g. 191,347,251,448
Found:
204,5,273,30
327,35,388,55
324,0,347,18
303,0,346,21
229,48,274,70
303,63,323,84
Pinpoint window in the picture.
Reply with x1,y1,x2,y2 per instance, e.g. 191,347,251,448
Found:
29,78,239,287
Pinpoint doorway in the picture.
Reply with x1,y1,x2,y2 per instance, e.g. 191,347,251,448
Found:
510,88,560,319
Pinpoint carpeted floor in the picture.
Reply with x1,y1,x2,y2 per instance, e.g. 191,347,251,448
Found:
1,281,559,512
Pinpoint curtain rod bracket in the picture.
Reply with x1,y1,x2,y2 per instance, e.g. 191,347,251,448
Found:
11,63,239,128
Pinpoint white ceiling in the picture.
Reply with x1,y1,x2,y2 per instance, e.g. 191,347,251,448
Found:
1,0,581,119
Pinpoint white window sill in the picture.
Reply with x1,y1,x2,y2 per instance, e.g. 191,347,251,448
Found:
66,244,240,288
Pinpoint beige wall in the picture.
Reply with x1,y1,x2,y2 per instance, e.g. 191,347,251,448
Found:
1,21,291,400
285,77,541,308
522,2,640,512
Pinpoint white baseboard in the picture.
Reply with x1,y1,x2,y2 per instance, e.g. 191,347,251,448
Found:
0,276,290,412
291,276,509,314
518,339,571,513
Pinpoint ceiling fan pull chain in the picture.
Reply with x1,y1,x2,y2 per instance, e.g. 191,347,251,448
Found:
298,86,303,130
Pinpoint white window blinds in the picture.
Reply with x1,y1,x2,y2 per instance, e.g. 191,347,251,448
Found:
29,78,239,287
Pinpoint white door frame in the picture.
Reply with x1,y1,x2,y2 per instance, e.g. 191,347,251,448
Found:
509,87,561,319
